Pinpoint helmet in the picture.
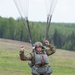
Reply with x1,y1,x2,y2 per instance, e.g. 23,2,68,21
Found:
34,42,44,49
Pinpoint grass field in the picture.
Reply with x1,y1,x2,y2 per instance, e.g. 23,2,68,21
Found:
0,38,75,75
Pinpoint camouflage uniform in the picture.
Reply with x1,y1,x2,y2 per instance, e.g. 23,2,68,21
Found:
19,42,56,75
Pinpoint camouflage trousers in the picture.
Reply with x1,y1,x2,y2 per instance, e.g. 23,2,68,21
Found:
32,65,52,75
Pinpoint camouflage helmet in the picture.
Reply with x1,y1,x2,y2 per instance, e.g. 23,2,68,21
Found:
34,42,44,49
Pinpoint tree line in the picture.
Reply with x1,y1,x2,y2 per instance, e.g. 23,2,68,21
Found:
0,16,75,51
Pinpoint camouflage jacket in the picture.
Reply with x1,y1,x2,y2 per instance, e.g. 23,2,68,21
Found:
19,44,56,61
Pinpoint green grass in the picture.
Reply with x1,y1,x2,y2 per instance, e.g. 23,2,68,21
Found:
0,39,75,75
0,49,75,75
51,59,75,75
0,49,31,75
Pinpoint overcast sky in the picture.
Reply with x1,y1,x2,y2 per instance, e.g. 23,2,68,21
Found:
0,0,75,23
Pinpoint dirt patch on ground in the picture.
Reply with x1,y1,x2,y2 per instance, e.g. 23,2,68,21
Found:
0,38,32,50
53,49,75,59
0,38,75,59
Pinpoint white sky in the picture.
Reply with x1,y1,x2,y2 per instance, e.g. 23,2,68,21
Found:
0,0,75,23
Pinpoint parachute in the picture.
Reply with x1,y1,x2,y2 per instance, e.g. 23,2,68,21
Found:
13,0,58,45
44,0,58,39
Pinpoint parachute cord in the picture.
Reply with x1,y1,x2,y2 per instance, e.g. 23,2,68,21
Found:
13,0,33,47
13,0,29,36
45,14,52,40
25,17,33,47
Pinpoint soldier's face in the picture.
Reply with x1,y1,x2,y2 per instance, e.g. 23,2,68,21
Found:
36,46,42,52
